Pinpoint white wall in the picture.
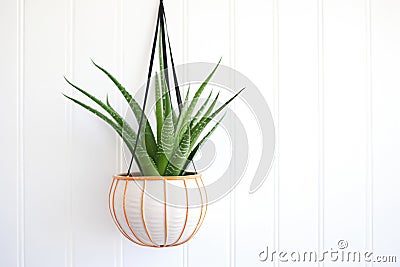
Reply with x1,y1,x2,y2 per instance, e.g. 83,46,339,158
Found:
1,0,400,266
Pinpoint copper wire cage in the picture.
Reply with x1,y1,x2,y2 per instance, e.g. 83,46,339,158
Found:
108,173,208,247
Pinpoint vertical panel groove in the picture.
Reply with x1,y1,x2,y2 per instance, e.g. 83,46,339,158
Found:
229,0,236,266
317,0,325,266
365,0,373,266
114,0,124,266
182,0,188,266
272,0,280,266
64,0,74,266
17,0,25,266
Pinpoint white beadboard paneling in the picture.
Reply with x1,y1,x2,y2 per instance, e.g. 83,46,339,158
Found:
163,0,185,68
278,0,319,266
186,1,231,267
323,1,367,266
372,0,400,259
1,0,400,266
71,0,119,266
23,0,69,266
65,0,74,266
112,0,124,266
273,0,280,265
186,0,230,62
317,0,325,264
235,0,275,266
365,0,373,263
0,1,18,266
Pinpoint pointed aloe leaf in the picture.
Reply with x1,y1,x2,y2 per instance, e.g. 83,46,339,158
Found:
105,95,139,143
184,85,191,103
190,88,244,148
209,88,245,120
91,60,157,161
105,97,158,175
192,91,219,129
187,91,219,142
64,77,124,126
104,96,157,171
175,60,221,144
63,93,122,137
172,108,178,126
175,86,191,142
191,89,213,127
62,94,159,175
65,78,139,153
160,76,171,118
185,59,221,119
155,73,163,144
156,112,175,175
180,115,224,175
158,29,172,119
165,126,191,176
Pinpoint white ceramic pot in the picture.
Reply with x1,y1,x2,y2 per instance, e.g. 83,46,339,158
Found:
109,173,207,247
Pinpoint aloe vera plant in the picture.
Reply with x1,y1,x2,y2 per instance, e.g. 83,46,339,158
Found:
64,44,243,176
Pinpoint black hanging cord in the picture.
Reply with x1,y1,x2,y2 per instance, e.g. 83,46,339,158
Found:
160,3,183,111
126,4,162,176
127,0,197,175
159,3,173,112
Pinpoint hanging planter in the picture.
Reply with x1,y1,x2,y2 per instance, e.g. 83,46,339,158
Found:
109,173,207,247
63,0,243,247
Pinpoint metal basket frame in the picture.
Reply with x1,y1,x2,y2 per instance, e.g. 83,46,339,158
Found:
108,173,208,248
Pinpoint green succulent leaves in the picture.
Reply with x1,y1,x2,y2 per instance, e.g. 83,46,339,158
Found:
63,59,243,176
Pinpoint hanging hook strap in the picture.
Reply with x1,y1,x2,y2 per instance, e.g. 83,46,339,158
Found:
159,2,173,111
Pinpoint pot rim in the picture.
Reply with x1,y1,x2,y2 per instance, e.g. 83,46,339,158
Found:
113,172,202,181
